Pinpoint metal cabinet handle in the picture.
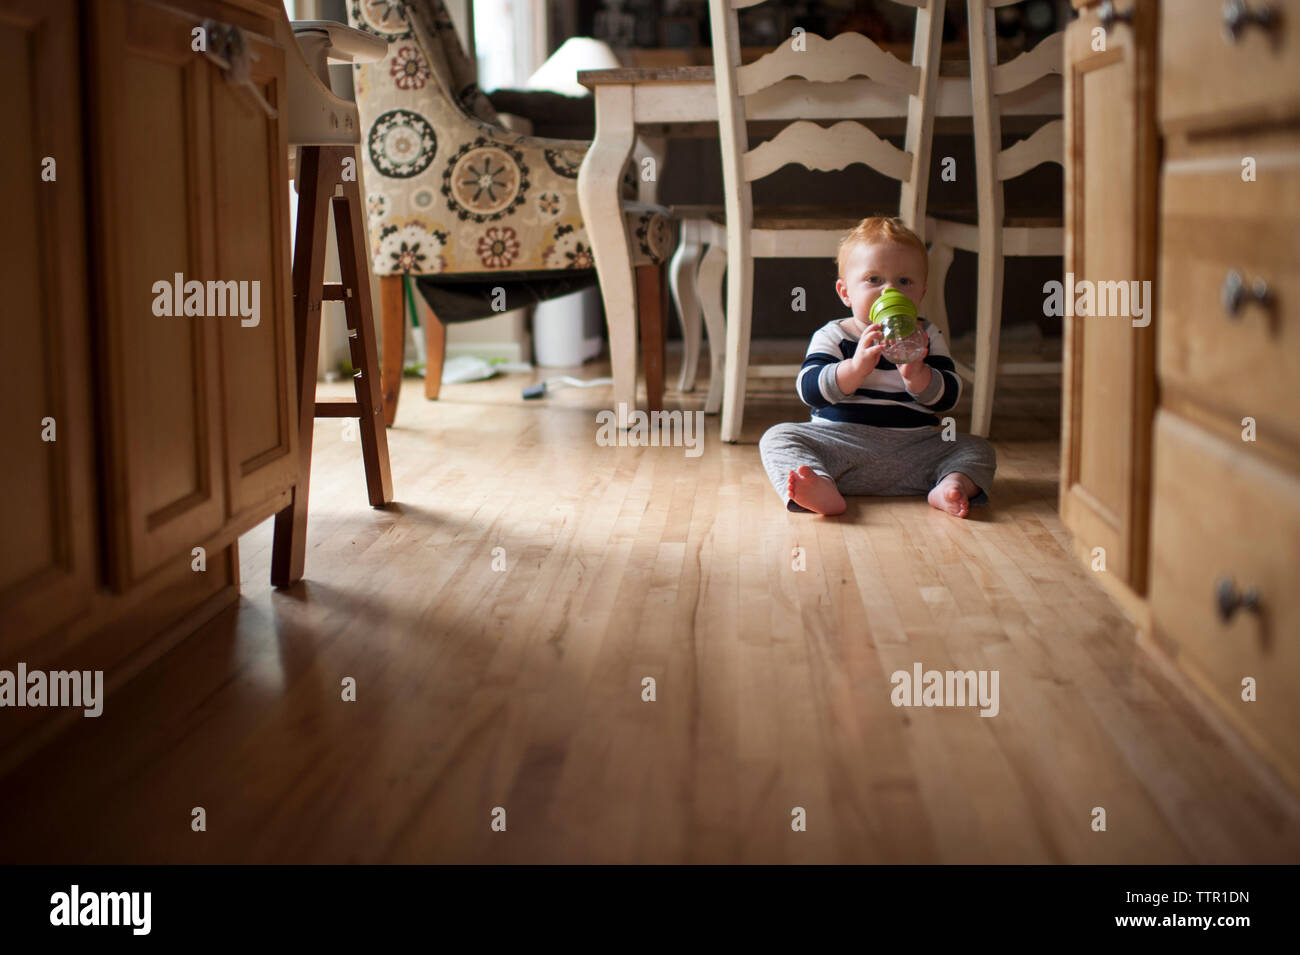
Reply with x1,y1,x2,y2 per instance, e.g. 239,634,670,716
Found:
1221,269,1272,318
199,18,278,120
1098,1,1134,31
1223,0,1279,43
1216,577,1261,623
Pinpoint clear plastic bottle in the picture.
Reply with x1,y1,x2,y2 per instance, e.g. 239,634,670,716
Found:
870,289,927,365
881,326,928,365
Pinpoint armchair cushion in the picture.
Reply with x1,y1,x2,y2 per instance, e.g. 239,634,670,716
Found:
414,269,597,325
487,88,595,140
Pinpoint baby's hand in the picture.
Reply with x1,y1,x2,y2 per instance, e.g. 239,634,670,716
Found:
897,327,932,391
898,326,930,374
853,323,885,374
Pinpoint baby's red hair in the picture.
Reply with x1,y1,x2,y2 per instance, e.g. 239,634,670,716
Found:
836,216,928,280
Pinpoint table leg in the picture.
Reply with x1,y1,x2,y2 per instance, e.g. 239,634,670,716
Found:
578,84,638,428
636,263,665,411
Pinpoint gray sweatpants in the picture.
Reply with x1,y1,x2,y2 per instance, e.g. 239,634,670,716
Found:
759,419,996,512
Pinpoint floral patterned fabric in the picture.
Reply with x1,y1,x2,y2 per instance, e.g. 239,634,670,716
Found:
347,0,674,276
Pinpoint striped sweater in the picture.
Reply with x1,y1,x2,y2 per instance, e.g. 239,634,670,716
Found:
795,318,961,428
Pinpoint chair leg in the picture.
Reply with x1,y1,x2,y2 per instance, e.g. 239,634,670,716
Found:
696,242,727,415
636,262,666,412
669,219,703,393
968,1,1005,438
719,241,753,443
414,288,447,401
379,276,405,427
925,239,955,344
332,176,393,507
971,237,1004,438
272,144,332,588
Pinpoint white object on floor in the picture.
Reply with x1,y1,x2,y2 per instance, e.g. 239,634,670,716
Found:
533,286,604,367
522,375,614,399
545,375,612,391
441,355,499,384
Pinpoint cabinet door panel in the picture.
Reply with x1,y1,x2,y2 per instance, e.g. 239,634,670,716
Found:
211,33,298,519
90,0,225,588
1060,2,1157,593
0,0,96,642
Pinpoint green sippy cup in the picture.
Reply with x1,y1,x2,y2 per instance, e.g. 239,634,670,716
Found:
869,288,927,364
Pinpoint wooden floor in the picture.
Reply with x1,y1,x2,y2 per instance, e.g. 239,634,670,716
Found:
2,350,1298,864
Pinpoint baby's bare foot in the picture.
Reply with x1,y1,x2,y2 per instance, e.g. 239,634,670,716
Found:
787,466,846,516
928,472,978,518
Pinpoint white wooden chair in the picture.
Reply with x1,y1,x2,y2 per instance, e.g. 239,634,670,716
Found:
924,0,1064,437
706,0,948,443
668,208,726,415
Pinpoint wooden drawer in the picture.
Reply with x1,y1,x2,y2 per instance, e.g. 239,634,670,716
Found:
1149,411,1300,787
1161,0,1300,132
1159,146,1300,448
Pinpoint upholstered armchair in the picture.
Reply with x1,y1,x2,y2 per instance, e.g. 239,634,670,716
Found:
346,0,675,421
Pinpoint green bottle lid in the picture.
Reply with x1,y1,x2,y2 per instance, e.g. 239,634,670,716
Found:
869,288,918,339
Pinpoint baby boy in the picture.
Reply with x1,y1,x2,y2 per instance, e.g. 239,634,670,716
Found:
758,216,996,517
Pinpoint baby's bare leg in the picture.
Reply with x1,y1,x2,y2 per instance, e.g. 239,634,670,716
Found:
760,422,848,515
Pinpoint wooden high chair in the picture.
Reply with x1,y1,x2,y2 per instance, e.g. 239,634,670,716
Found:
270,18,394,588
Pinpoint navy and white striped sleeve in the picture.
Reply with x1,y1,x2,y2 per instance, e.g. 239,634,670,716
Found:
795,326,847,408
910,321,962,412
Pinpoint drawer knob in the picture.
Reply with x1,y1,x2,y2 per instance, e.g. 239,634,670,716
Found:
1099,1,1133,31
1222,0,1279,43
1221,269,1272,318
1216,577,1261,622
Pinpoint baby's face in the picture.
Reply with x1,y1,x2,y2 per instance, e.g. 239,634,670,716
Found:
836,241,928,331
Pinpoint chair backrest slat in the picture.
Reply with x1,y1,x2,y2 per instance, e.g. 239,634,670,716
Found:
991,31,1063,95
743,120,913,182
709,0,946,236
737,32,920,97
997,117,1063,179
967,0,1064,183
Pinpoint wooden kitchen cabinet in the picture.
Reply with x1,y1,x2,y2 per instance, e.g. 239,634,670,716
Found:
211,32,299,525
1064,0,1300,791
88,0,298,587
89,0,230,587
1149,0,1300,791
1060,0,1158,608
0,0,300,766
0,0,98,645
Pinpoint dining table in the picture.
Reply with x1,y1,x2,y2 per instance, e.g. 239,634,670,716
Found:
575,61,1063,426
